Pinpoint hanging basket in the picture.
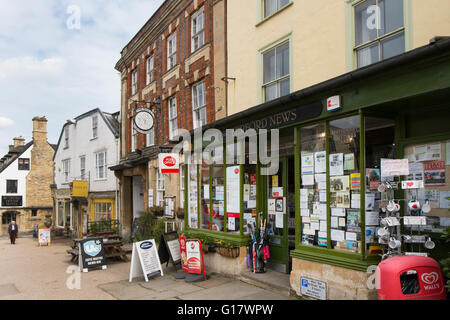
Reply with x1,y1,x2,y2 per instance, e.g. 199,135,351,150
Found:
216,246,240,258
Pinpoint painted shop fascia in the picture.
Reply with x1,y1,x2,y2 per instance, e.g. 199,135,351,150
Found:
182,37,450,291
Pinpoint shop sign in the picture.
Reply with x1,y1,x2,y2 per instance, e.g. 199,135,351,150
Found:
72,180,88,197
129,239,163,282
185,239,207,280
234,101,323,131
79,238,106,272
300,277,327,300
179,236,189,273
1,196,22,207
133,108,154,134
159,153,179,174
327,95,341,112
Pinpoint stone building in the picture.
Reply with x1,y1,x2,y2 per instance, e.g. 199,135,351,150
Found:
0,117,55,236
111,0,227,240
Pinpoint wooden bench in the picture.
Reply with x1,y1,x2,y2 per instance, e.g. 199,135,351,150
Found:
67,248,79,262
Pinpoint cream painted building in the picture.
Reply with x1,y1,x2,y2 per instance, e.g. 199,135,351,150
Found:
226,0,450,115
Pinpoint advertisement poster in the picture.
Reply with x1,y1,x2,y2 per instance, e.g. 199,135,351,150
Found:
330,175,350,192
381,158,409,177
440,191,450,209
250,174,257,185
344,153,355,171
314,151,326,173
186,240,202,274
413,143,441,162
407,162,424,181
424,161,446,186
215,186,224,201
179,236,189,273
80,238,106,271
329,153,344,176
38,229,51,246
301,152,314,174
226,166,241,216
346,209,361,232
366,168,381,190
350,173,360,190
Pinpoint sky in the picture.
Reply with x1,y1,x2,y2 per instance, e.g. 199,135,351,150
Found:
0,0,165,156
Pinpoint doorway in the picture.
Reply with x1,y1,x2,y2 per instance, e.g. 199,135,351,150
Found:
132,176,145,219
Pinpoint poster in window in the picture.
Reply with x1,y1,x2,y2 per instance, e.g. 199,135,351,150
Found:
314,151,326,173
424,160,446,186
366,168,380,190
226,166,240,216
346,209,360,233
407,162,424,181
350,173,360,190
344,154,355,171
301,152,314,174
330,175,350,192
413,143,441,162
329,153,344,176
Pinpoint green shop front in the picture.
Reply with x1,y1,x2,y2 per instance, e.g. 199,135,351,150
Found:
182,38,450,299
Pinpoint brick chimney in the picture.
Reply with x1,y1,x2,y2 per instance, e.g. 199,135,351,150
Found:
32,116,48,147
13,136,25,148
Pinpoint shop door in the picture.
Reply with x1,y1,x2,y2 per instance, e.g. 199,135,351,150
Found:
265,157,291,273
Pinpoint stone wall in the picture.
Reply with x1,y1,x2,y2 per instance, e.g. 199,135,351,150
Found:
202,246,248,277
290,257,378,300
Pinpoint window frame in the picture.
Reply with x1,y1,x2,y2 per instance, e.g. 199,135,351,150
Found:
261,0,291,20
18,158,30,170
64,126,69,149
156,169,165,207
131,123,137,152
146,126,155,147
80,155,86,180
146,55,154,85
62,159,70,183
95,151,107,180
167,32,177,71
168,95,178,140
6,180,18,194
192,80,207,129
191,6,205,53
131,69,138,95
351,0,406,68
92,115,98,139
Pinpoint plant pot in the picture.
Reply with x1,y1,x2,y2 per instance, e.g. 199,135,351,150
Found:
216,246,240,258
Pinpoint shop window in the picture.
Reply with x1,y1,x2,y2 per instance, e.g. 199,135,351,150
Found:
329,116,361,252
262,41,289,102
267,164,284,238
18,158,30,170
188,155,198,229
6,180,18,194
211,165,225,232
94,201,113,221
57,200,71,227
226,164,241,234
243,165,257,234
364,117,395,253
300,123,326,247
200,158,210,230
179,165,185,209
354,0,405,68
402,139,450,236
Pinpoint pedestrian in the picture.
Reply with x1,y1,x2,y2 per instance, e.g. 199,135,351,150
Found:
8,220,18,245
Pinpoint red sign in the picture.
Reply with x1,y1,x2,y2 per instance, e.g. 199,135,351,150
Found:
250,174,256,185
159,153,179,173
179,236,189,273
184,239,207,280
163,156,176,167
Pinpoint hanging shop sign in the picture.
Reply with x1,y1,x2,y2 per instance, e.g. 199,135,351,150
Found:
72,180,89,197
159,153,180,174
133,108,155,134
1,196,22,207
129,239,163,282
79,238,106,272
327,95,341,112
38,229,51,246
234,101,323,131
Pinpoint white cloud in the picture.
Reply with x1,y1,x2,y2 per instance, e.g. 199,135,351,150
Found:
0,117,14,128
0,56,65,80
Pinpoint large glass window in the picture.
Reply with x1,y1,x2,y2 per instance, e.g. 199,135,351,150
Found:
243,165,257,234
300,123,326,247
354,0,405,68
263,41,289,102
200,158,210,230
188,154,198,229
211,165,225,232
329,116,361,252
226,164,241,234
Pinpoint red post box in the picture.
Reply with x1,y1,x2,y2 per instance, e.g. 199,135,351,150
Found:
376,255,447,300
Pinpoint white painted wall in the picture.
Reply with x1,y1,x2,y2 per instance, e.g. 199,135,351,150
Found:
54,111,119,193
0,146,32,207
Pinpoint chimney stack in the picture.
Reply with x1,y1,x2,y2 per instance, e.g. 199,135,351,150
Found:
32,116,48,146
13,136,25,148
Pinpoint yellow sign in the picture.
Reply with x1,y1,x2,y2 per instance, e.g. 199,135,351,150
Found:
272,176,279,187
72,180,89,197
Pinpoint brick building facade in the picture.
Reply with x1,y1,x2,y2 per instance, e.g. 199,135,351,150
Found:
112,0,226,240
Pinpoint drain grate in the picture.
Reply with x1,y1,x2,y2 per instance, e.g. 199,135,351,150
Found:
0,283,20,297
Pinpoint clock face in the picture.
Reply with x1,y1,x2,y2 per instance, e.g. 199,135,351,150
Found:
133,109,154,133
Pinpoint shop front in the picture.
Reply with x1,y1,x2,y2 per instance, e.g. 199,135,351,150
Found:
182,38,450,299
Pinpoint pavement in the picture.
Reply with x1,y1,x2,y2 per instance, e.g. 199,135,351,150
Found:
0,236,295,300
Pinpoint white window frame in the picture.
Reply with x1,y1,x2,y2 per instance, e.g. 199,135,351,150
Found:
167,32,177,70
131,124,137,152
92,115,98,139
146,127,155,147
168,96,178,140
131,69,138,95
64,126,69,148
191,7,205,53
262,40,290,102
80,155,86,180
146,55,154,85
262,0,290,19
95,151,107,180
156,169,165,207
192,80,207,129
179,164,185,209
62,159,70,183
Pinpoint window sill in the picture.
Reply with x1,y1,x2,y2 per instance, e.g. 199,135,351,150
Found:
90,137,98,141
256,2,293,28
185,227,251,246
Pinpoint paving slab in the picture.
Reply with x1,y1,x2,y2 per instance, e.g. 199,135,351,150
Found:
133,289,181,300
139,277,180,292
179,281,264,300
0,283,20,298
192,275,231,289
98,282,151,300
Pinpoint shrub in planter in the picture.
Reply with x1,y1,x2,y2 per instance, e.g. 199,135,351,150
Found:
150,206,164,217
216,246,240,258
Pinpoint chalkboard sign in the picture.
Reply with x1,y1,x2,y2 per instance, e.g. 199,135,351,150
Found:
158,232,181,269
79,238,106,272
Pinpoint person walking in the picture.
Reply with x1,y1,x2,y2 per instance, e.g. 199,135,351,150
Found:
8,221,18,245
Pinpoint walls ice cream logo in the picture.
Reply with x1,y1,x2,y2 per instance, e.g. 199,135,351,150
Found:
421,272,440,290
83,240,101,257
